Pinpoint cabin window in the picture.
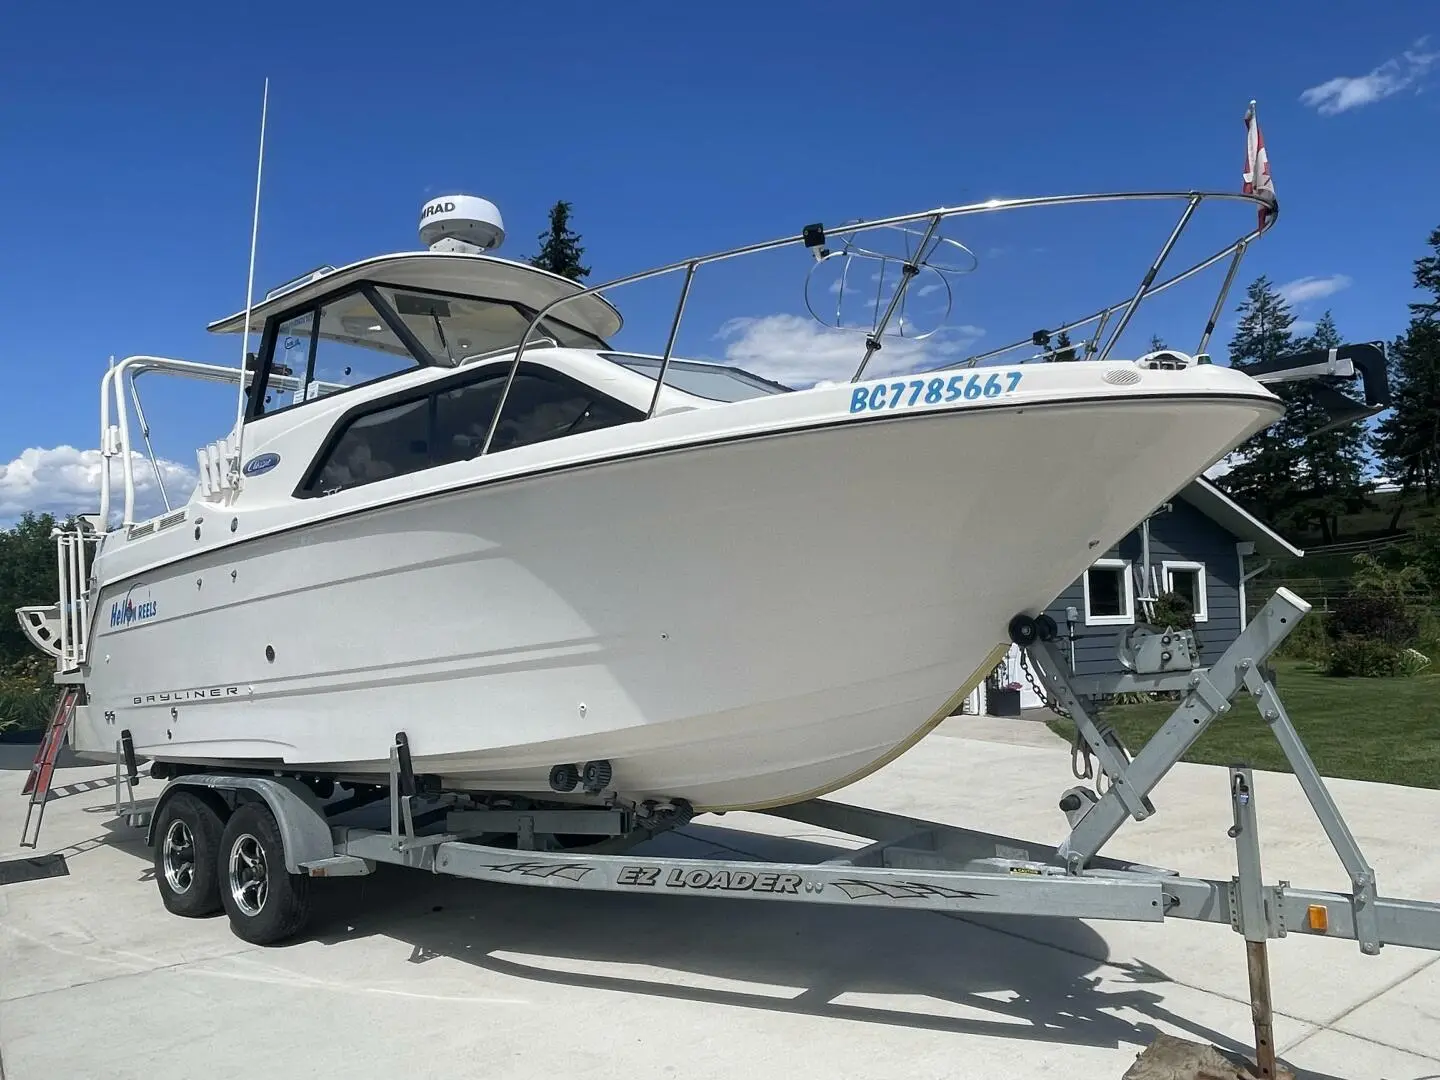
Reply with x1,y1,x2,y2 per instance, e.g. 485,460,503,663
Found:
302,365,640,496
1161,560,1208,622
604,353,792,402
253,288,421,416
374,285,610,364
1083,559,1134,626
308,397,432,494
309,293,414,396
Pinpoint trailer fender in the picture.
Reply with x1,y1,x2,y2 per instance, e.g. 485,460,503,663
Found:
145,775,335,874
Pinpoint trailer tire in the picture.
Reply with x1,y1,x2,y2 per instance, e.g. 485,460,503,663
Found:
153,791,224,917
218,801,312,946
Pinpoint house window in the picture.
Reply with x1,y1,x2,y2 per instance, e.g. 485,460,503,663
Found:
1083,559,1134,626
1162,560,1209,622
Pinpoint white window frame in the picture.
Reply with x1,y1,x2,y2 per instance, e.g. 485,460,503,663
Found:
1161,559,1209,623
1083,558,1134,626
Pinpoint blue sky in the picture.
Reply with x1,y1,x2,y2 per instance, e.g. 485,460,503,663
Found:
1,0,1436,521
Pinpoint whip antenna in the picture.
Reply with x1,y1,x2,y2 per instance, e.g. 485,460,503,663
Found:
230,77,269,487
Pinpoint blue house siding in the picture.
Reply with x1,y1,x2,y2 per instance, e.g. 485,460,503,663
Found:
1040,496,1244,679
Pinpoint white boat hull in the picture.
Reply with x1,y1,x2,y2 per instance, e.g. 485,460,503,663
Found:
75,387,1279,811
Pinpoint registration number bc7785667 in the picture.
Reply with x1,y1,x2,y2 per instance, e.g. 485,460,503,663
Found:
849,370,1024,414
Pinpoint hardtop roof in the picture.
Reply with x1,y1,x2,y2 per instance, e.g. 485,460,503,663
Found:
207,251,624,341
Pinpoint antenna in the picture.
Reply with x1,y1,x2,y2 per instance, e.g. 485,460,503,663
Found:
230,77,270,487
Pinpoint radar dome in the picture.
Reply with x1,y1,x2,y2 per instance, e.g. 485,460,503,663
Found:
419,194,505,254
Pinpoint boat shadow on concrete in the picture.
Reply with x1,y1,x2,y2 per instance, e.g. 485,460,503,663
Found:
10,765,1335,1079
279,820,1317,1075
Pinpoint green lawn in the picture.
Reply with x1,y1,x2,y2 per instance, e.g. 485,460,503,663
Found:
1045,660,1440,789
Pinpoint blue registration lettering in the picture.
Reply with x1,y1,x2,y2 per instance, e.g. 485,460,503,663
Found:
848,369,1024,416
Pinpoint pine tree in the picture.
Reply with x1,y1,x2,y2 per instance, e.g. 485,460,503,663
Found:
1214,276,1303,525
529,200,590,282
1286,311,1372,542
1375,225,1440,511
1048,329,1078,361
1148,333,1167,352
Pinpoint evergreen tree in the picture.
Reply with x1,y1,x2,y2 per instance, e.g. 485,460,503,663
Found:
1287,311,1372,542
529,200,590,282
1148,333,1167,352
1048,329,1078,361
1375,225,1440,511
1214,276,1303,524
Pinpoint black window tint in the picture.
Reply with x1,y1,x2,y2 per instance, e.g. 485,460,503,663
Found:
434,376,506,465
490,374,629,452
303,367,640,496
308,397,431,494
437,372,634,460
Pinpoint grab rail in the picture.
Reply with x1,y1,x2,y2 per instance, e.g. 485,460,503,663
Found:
97,355,327,529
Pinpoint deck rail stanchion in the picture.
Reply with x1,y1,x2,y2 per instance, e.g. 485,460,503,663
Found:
849,213,942,383
647,261,699,419
1095,193,1202,363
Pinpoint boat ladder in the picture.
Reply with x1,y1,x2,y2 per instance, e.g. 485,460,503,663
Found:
19,686,80,848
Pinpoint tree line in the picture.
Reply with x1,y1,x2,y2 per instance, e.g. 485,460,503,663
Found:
1216,225,1440,543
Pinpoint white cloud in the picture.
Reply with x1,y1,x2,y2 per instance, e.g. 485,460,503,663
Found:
715,313,985,386
0,446,197,527
1289,319,1317,338
1299,38,1440,115
1276,274,1351,306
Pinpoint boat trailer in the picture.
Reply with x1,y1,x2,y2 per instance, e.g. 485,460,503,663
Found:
30,586,1440,1078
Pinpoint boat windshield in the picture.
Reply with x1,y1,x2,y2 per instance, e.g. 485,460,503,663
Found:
251,283,614,418
373,285,610,365
604,353,792,402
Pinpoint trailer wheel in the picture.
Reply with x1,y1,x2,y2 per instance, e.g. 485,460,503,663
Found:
218,801,312,946
152,791,224,917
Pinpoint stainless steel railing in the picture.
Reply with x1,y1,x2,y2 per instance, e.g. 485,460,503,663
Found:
480,188,1276,457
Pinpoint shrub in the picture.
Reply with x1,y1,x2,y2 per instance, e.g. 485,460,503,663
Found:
1150,591,1194,630
1325,635,1411,678
1321,585,1426,678
1325,593,1419,647
0,672,58,732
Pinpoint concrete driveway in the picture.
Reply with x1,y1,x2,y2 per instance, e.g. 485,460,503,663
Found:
2,717,1437,1079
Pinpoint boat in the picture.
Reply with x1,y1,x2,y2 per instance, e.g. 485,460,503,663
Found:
21,110,1359,815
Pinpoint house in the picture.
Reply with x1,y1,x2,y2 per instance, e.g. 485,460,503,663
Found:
968,476,1304,716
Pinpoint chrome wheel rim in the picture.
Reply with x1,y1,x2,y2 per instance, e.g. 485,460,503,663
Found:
227,833,268,916
161,819,195,894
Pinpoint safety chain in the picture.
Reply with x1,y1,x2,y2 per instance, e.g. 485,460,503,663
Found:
1017,648,1112,793
1017,648,1069,720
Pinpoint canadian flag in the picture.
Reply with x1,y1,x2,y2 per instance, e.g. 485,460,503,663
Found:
1243,100,1277,230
